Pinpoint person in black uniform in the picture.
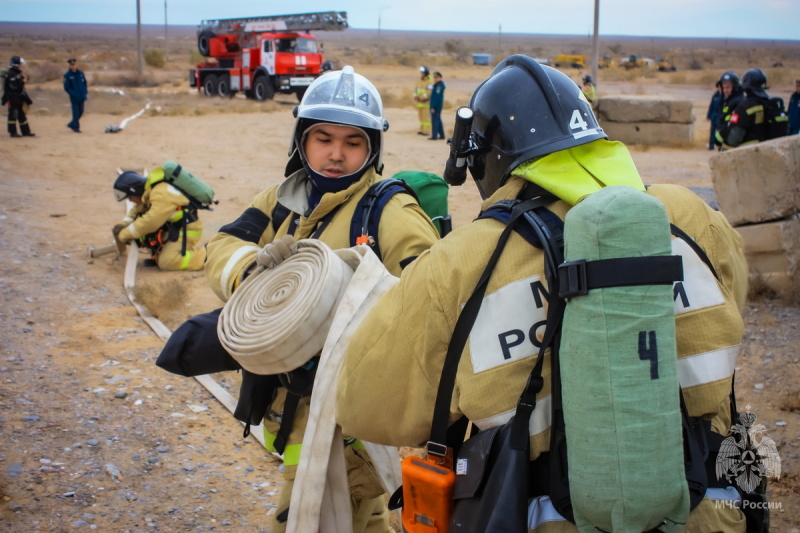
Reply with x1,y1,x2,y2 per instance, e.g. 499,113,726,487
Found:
716,68,771,150
714,71,743,149
706,81,723,150
2,56,35,138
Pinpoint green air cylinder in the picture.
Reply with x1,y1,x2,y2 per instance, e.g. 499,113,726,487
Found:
392,171,450,236
559,185,689,533
160,160,215,207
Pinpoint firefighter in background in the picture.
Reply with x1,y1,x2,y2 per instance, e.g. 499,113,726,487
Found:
581,73,597,108
63,58,88,133
204,66,439,533
706,81,724,150
2,56,35,138
714,71,744,148
414,65,433,136
112,169,206,271
716,68,771,150
337,56,749,531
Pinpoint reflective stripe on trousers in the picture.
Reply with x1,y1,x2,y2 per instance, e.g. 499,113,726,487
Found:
263,426,367,467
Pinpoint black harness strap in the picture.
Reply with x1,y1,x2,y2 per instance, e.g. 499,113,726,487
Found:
273,391,301,455
429,197,554,449
670,224,719,281
558,255,684,298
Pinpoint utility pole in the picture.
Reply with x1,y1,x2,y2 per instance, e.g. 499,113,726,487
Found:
591,0,599,86
164,0,168,62
378,6,389,65
136,0,143,75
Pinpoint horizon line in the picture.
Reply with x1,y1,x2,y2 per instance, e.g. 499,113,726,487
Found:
1,20,798,43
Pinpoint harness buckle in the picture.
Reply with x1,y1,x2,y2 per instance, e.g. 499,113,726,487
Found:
424,441,453,468
558,259,588,298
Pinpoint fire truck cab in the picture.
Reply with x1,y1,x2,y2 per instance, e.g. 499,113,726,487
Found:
190,11,346,101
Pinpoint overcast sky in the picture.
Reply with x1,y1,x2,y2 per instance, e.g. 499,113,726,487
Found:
1,0,798,41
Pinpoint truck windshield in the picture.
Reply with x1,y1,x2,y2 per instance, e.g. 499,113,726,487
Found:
276,38,317,54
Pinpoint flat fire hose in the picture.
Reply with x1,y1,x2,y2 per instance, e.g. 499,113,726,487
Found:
106,102,151,133
121,239,268,448
216,240,403,533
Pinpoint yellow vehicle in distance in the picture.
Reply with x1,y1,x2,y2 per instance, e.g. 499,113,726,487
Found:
598,56,617,68
553,54,587,68
620,55,652,70
655,52,678,71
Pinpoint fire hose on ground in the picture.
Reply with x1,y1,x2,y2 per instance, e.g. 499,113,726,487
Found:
122,229,402,532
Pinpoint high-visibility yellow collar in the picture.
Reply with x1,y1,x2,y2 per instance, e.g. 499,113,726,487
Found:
512,139,644,206
145,167,165,189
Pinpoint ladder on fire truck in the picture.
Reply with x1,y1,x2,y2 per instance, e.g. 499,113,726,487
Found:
199,11,348,35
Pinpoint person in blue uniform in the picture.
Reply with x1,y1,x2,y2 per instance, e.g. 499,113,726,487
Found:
63,58,88,133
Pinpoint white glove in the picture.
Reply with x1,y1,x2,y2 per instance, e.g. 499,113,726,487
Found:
256,235,296,269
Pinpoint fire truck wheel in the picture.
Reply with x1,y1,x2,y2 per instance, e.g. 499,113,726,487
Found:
253,76,275,101
295,87,307,102
217,75,231,98
203,75,218,97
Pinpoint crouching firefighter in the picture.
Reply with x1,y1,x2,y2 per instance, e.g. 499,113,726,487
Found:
112,168,207,271
336,55,759,532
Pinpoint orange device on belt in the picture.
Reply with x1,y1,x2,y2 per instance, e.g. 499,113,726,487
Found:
401,454,455,532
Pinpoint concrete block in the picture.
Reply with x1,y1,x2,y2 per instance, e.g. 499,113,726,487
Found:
596,96,693,124
600,121,694,145
709,135,800,226
736,215,800,296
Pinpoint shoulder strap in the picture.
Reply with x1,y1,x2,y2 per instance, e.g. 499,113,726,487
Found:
428,197,558,458
271,202,290,233
670,224,719,281
350,179,419,261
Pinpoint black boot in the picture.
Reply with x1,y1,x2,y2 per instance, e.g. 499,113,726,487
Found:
21,123,35,137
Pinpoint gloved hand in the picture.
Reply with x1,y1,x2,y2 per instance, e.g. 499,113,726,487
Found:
112,223,126,237
256,235,296,269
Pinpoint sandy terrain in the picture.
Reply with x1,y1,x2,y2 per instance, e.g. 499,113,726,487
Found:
1,23,799,532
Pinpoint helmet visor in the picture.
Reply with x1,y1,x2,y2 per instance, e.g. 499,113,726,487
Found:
113,188,128,202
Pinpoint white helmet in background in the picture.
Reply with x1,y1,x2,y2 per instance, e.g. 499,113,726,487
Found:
285,66,389,177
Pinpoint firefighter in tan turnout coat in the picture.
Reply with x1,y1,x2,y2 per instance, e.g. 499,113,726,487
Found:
112,169,206,271
204,66,439,533
337,56,750,532
414,65,433,136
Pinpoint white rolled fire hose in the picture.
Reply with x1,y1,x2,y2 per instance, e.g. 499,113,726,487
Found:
216,240,402,533
217,239,357,375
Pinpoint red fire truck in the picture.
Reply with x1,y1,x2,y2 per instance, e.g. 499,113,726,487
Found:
190,11,347,101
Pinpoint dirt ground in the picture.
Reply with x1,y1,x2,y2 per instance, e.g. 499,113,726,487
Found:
1,29,800,532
